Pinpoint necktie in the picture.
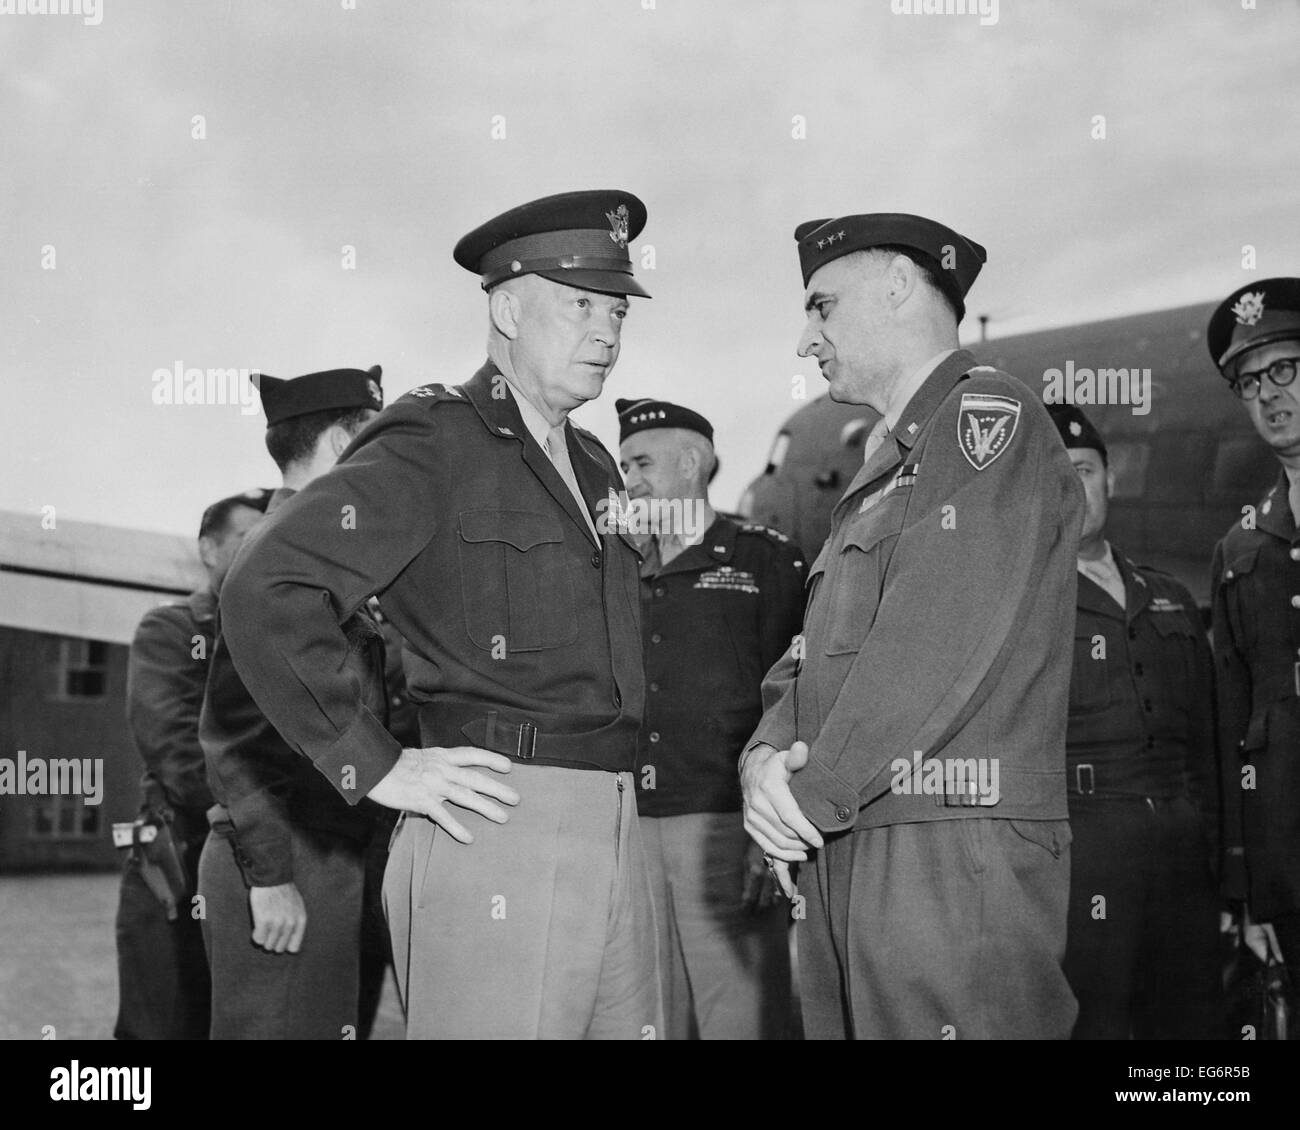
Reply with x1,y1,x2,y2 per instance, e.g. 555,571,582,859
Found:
861,416,891,466
546,424,598,540
1288,472,1300,530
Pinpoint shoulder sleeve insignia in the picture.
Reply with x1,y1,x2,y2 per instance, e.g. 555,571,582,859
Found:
957,392,1021,470
741,522,790,544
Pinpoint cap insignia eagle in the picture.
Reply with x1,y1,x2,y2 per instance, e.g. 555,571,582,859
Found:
1231,290,1266,327
606,204,630,249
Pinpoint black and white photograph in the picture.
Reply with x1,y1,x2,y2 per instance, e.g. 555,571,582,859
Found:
1,0,1298,1099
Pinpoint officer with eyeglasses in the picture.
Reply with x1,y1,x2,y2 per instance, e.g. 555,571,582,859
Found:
1208,277,1300,1027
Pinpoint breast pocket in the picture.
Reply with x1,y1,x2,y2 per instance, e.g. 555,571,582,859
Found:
457,510,578,652
1068,630,1111,714
1218,547,1261,655
822,518,896,656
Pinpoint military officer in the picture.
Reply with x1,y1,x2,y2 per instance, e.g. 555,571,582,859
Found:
1209,278,1300,1011
1048,404,1223,1039
617,396,804,1040
218,191,661,1039
741,213,1084,1039
198,366,384,1040
113,488,269,1041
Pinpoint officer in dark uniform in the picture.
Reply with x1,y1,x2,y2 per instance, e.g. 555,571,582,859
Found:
198,367,384,1040
741,213,1083,1039
113,488,270,1040
1048,404,1224,1039
217,191,660,1039
617,397,805,1040
1209,278,1300,1012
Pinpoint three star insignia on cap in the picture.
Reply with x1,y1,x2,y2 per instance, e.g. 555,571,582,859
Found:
1231,290,1266,327
815,230,847,251
958,392,1021,471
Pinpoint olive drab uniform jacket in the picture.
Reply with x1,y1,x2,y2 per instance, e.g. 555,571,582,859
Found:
750,350,1085,835
217,362,645,798
1212,470,1300,920
126,588,217,843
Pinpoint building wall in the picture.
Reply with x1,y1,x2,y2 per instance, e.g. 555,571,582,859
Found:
0,627,141,871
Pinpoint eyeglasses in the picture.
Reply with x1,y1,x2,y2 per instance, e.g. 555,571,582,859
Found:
1230,356,1300,400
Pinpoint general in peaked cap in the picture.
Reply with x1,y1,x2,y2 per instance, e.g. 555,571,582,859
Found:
1207,277,1300,374
794,212,986,320
251,366,384,426
615,397,713,443
454,190,651,299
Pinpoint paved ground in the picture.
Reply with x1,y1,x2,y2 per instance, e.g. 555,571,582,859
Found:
0,872,405,1040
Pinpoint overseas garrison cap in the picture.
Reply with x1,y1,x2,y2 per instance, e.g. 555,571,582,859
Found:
1207,278,1300,375
794,212,987,321
454,190,651,298
616,397,713,443
1046,403,1107,464
251,365,383,426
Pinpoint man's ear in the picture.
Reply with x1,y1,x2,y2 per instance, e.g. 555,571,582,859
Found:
884,254,918,309
489,285,522,340
328,423,352,459
1105,466,1117,500
198,534,219,570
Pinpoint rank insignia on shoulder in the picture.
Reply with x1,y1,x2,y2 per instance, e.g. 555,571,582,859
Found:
741,523,789,543
408,383,464,400
958,392,1020,471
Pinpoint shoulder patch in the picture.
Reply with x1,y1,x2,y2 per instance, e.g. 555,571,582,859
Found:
957,392,1021,471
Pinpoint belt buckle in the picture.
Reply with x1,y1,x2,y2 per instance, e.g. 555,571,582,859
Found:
1075,763,1095,796
516,721,537,761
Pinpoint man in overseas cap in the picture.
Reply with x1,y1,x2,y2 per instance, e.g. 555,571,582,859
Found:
198,366,385,1039
741,211,1083,1038
1047,404,1224,1039
617,397,804,1040
219,191,660,1039
1208,278,1300,1007
113,488,270,1041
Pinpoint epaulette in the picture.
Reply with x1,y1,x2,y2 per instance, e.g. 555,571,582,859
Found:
739,522,791,545
402,383,467,404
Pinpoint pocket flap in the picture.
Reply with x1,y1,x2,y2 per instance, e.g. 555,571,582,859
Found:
1221,546,1260,583
459,510,563,551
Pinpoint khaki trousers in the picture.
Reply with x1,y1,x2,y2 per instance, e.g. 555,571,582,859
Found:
384,765,662,1039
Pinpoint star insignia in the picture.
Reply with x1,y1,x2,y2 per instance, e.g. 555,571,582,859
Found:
1069,421,1082,437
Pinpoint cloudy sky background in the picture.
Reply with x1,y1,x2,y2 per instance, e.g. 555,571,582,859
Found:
3,0,1299,536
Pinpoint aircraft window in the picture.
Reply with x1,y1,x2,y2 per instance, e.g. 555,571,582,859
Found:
766,431,791,474
1106,441,1148,501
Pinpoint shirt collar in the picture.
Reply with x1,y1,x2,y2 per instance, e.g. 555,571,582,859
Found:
501,376,555,451
883,348,960,434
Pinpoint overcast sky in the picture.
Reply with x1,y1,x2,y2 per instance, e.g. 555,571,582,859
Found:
3,0,1299,536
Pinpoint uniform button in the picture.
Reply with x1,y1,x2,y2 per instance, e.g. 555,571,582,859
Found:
1291,548,1300,562
1225,569,1235,580
591,551,602,568
1291,594,1300,609
834,805,852,823
649,682,659,692
1134,663,1144,677
649,731,660,743
1128,627,1138,640
654,586,665,598
651,633,662,644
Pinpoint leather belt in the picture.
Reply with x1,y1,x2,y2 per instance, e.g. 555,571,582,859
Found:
1070,760,1188,799
419,704,636,773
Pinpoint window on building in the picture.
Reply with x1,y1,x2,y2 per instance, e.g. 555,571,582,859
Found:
28,795,101,841
51,638,108,700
